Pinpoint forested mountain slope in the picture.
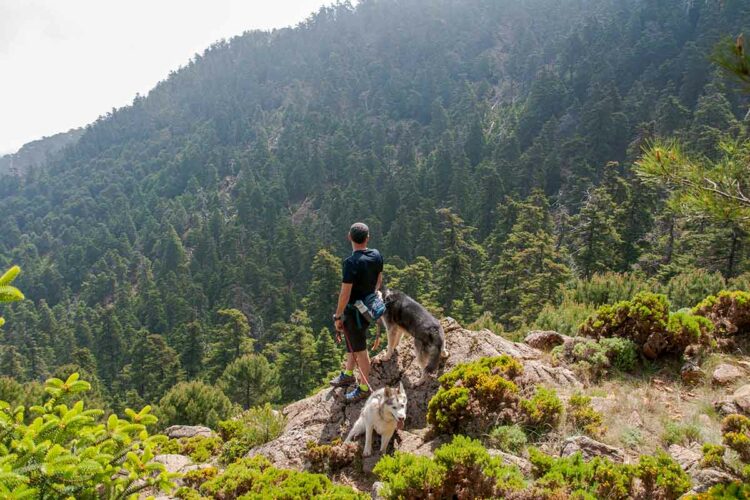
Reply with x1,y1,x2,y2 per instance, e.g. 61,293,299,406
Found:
1,0,749,412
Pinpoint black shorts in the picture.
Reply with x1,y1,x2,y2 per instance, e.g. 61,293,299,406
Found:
343,308,369,353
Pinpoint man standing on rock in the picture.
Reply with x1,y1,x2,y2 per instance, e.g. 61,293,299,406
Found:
330,222,383,402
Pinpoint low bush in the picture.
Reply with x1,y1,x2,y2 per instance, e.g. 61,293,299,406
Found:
182,466,218,489
217,403,286,464
567,392,605,437
661,420,702,447
580,291,712,359
200,455,365,499
374,436,525,499
487,424,527,453
532,298,596,336
722,414,750,462
700,443,726,469
694,290,750,338
636,451,692,499
157,380,236,429
427,356,522,435
304,439,359,474
552,337,638,381
519,386,564,436
661,268,726,310
568,272,650,307
687,481,750,499
160,436,223,463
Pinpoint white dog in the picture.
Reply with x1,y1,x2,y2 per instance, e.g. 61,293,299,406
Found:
345,383,407,456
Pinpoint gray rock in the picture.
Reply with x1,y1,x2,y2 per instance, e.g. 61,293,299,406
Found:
734,384,750,414
667,443,701,473
164,425,214,439
487,449,532,475
561,435,625,463
690,467,739,493
371,481,386,500
712,364,743,386
524,330,566,351
362,455,380,474
153,454,193,474
680,361,704,385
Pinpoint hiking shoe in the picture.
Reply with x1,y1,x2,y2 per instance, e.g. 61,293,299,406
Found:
345,386,371,403
330,372,356,387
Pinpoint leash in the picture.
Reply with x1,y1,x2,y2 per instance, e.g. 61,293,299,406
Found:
340,311,372,391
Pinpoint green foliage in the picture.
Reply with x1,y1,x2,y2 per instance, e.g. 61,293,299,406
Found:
199,455,364,499
661,420,702,447
519,386,564,436
532,298,595,336
162,436,223,463
304,439,358,474
0,373,172,499
701,443,727,469
568,272,650,307
662,268,727,310
688,481,750,499
694,290,750,338
581,291,711,359
182,466,218,489
487,424,527,453
722,414,750,462
0,266,23,328
270,311,321,403
375,436,524,499
217,404,286,464
157,380,235,429
552,337,638,381
427,356,522,435
567,393,605,437
636,451,692,499
218,354,279,410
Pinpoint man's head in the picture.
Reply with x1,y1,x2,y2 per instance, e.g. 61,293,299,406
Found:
348,222,369,246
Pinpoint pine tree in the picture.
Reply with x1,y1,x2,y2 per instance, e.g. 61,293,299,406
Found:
484,192,571,329
273,311,320,402
218,354,279,409
303,249,341,334
570,187,624,279
315,327,341,383
206,309,254,380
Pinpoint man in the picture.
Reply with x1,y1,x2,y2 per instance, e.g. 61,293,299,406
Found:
330,222,383,402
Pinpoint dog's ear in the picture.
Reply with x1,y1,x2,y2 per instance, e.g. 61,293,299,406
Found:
399,381,405,394
384,386,392,397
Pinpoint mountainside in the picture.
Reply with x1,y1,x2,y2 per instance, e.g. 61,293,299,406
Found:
0,128,84,176
0,0,749,417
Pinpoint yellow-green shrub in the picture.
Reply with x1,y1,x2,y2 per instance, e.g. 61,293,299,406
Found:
694,290,750,338
567,393,605,437
519,386,563,435
722,414,750,462
304,439,359,474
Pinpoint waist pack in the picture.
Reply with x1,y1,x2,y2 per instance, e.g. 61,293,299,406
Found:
354,292,386,322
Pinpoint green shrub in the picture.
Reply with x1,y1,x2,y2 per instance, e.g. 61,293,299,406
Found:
567,393,605,437
200,455,365,499
636,451,692,499
661,420,702,446
182,466,218,489
158,380,236,429
722,414,750,462
694,290,750,338
528,448,635,499
701,443,727,469
0,373,172,499
687,481,750,499
374,452,446,499
520,386,563,436
620,427,643,449
568,272,650,307
304,439,359,474
427,356,522,435
666,311,714,350
552,336,638,382
374,436,524,499
217,404,286,464
487,424,527,453
662,268,726,310
533,298,596,336
598,337,638,372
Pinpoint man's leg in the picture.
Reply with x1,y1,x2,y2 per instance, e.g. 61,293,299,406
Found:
345,352,356,372
353,350,370,388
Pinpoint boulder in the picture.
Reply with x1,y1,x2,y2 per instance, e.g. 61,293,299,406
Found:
372,481,386,500
164,425,214,439
667,444,701,473
249,319,581,471
153,454,193,474
690,468,739,493
733,384,750,414
524,331,566,351
712,363,743,386
560,435,625,463
680,361,704,385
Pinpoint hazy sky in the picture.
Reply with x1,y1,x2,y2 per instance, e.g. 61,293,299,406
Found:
0,0,330,154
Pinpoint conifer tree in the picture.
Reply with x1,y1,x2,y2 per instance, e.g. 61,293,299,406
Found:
484,192,571,328
206,308,254,380
218,354,279,409
273,311,320,402
303,249,341,334
570,186,624,279
315,327,341,383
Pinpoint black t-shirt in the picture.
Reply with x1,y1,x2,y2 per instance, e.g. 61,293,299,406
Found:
342,248,383,304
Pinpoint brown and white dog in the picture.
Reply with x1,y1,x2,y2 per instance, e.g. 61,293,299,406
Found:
345,383,407,456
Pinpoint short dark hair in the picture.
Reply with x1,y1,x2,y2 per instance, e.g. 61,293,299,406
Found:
349,222,369,244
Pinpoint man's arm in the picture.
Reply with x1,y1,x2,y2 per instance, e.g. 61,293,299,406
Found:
334,282,353,333
376,272,383,291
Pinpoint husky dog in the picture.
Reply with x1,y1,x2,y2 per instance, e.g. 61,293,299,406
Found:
345,383,407,456
380,289,447,385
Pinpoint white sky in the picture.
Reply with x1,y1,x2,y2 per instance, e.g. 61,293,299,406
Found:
0,0,330,154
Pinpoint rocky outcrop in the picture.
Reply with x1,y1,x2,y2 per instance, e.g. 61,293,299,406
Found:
690,468,739,493
523,330,567,351
248,319,580,471
667,443,701,473
712,363,743,386
560,435,625,463
164,425,214,439
715,383,750,416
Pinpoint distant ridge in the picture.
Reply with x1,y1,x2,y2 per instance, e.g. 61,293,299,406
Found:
0,128,84,176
